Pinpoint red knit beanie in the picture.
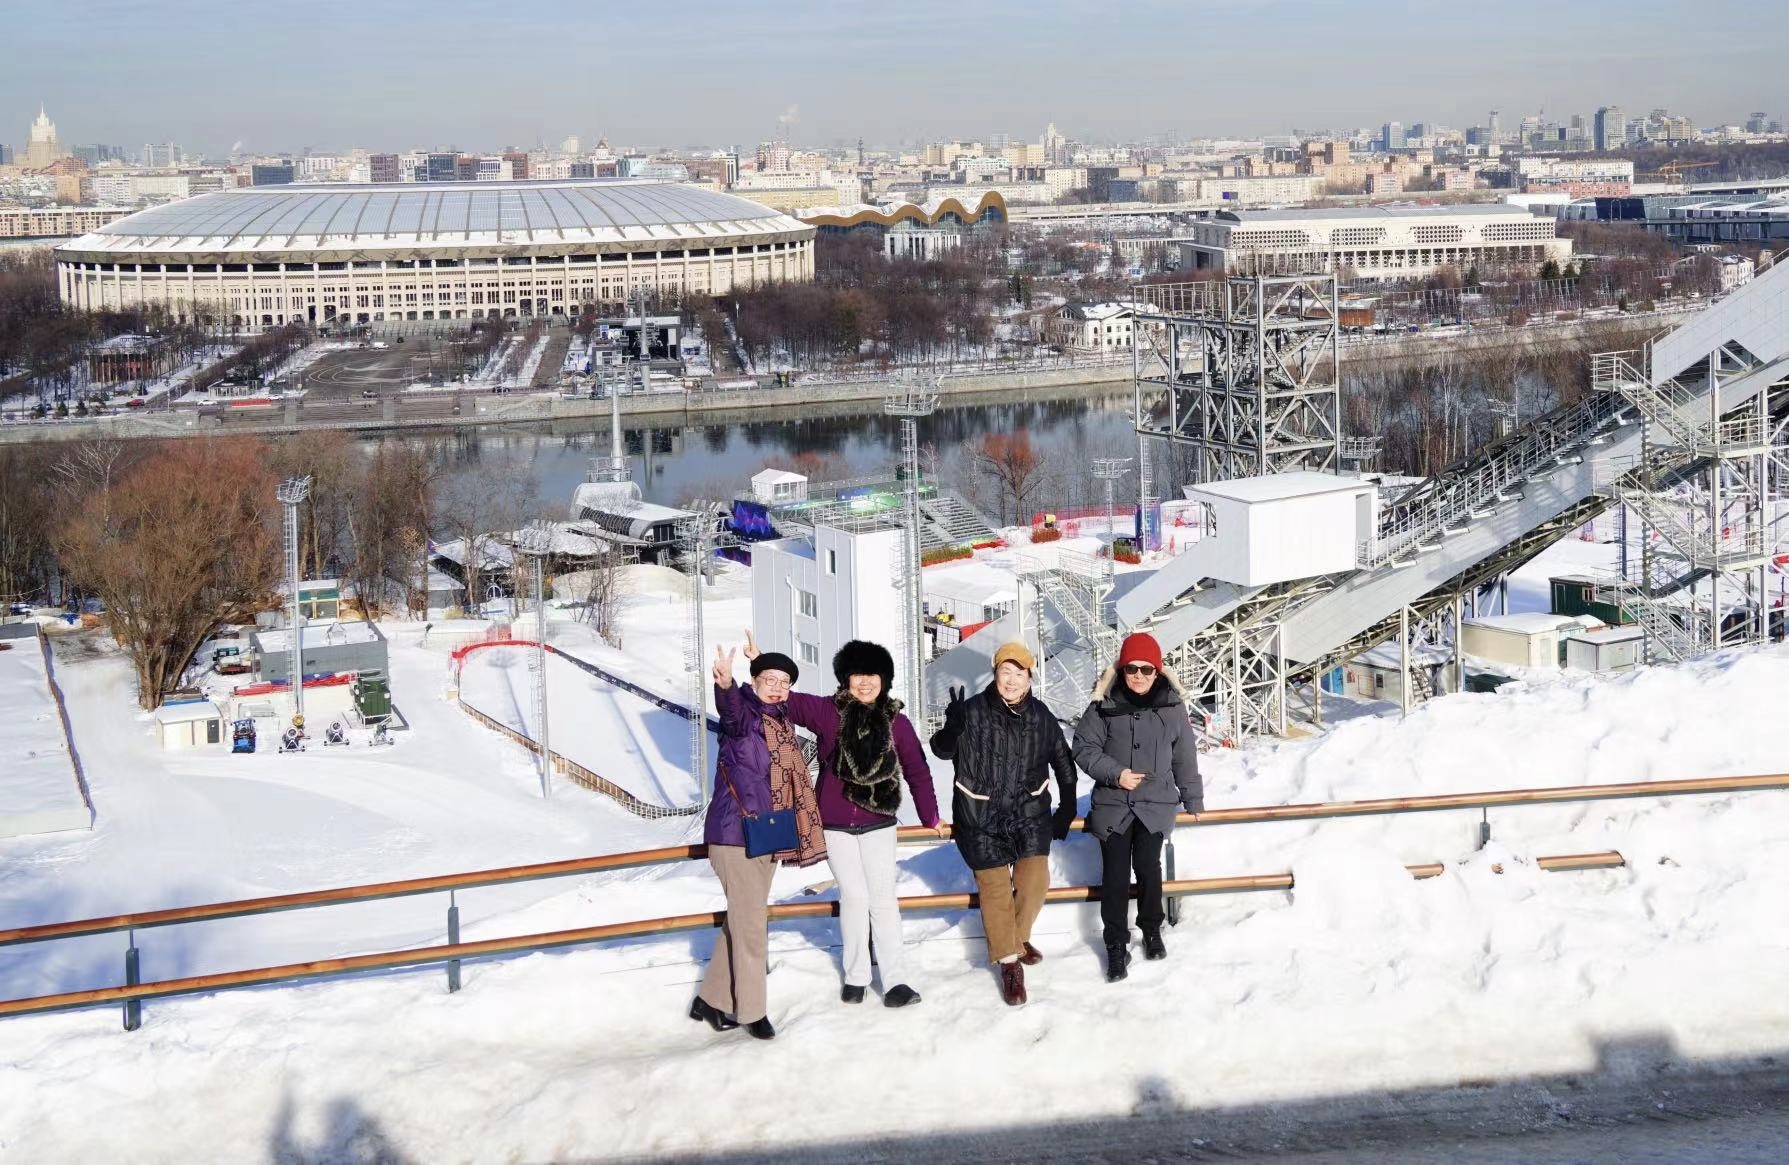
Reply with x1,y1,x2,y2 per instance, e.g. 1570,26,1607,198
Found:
1117,632,1163,671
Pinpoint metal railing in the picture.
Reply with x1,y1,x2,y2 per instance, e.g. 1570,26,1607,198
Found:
1,772,1784,1029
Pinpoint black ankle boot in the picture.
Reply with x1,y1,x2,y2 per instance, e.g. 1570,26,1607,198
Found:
841,984,866,1004
1105,943,1130,982
745,1016,776,1040
689,997,738,1031
1142,928,1167,961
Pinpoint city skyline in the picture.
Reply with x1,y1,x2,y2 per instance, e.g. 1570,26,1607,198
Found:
5,0,1778,156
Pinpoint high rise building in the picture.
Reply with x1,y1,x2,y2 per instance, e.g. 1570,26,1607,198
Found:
422,152,457,182
1487,110,1502,142
369,153,400,183
1594,106,1626,152
502,150,530,180
141,142,182,168
25,104,63,168
1382,121,1405,150
0,144,11,166
1744,112,1770,134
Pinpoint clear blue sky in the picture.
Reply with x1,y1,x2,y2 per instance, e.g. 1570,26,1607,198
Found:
7,0,1780,155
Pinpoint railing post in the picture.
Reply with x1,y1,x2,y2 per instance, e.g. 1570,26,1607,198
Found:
446,891,462,993
122,929,141,1031
1477,808,1491,850
1164,839,1180,926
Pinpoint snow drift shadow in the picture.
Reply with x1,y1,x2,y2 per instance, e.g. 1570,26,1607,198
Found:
641,1033,1789,1165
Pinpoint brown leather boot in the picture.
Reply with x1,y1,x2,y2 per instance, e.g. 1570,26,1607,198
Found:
999,960,1027,1006
1019,941,1043,966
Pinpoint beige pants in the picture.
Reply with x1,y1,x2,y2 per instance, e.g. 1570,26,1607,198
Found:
698,844,777,1023
974,855,1051,964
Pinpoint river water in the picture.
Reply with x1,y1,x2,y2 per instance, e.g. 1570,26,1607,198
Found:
375,386,1141,509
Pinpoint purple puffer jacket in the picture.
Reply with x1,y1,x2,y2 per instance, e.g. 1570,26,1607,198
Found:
704,682,781,847
785,692,940,830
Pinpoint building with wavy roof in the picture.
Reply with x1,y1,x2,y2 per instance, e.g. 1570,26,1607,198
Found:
54,179,815,327
795,191,1006,261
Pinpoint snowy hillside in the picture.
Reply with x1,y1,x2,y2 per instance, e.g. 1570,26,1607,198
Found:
2,600,1787,1159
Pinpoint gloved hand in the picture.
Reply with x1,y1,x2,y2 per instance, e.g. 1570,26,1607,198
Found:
1051,802,1077,841
942,685,968,735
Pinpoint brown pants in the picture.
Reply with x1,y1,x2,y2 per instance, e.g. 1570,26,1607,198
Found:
974,855,1050,964
698,844,777,1023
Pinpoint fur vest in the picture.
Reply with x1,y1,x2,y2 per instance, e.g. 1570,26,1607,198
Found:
832,691,905,816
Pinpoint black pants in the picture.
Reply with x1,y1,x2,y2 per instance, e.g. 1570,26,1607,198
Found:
1100,819,1164,947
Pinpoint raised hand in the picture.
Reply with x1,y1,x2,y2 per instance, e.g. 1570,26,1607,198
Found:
712,644,738,687
742,629,760,660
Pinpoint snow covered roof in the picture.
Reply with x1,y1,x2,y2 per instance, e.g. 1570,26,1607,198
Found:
153,701,222,724
1060,301,1144,322
251,622,385,653
571,481,692,526
1464,613,1581,635
1190,472,1374,504
751,469,806,486
57,180,813,258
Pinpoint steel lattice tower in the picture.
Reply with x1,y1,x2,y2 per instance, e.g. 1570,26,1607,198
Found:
517,521,555,799
276,476,312,725
1133,274,1342,486
884,383,939,718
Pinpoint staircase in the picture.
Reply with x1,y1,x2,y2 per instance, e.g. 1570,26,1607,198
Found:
1615,486,1771,571
918,493,999,551
1592,352,1769,455
1594,580,1709,663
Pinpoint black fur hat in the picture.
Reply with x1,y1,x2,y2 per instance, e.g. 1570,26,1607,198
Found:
833,639,895,692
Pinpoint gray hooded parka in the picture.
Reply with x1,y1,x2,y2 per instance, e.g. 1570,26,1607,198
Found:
1071,666,1203,839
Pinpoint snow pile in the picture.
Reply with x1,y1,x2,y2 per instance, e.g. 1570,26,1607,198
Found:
3,585,1788,1159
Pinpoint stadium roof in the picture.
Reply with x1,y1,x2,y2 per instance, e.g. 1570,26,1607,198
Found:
59,180,812,255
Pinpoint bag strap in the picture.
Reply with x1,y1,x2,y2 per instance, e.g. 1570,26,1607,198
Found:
717,760,757,821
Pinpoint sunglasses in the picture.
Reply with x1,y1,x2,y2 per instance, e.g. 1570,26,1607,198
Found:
1121,663,1157,677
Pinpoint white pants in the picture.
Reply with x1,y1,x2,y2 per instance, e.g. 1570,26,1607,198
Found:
824,826,907,990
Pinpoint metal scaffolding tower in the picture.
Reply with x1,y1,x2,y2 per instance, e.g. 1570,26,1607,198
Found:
276,475,312,726
1592,349,1779,664
1133,274,1342,485
517,521,555,799
884,383,938,719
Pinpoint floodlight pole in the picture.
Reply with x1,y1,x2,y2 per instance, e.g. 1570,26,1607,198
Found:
518,520,555,799
276,476,313,726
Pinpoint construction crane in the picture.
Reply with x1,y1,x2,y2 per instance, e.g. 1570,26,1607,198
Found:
1642,160,1720,184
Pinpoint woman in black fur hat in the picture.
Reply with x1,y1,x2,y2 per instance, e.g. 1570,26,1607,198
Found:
744,631,943,1008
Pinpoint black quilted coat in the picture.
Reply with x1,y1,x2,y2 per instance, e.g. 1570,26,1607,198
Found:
930,684,1076,871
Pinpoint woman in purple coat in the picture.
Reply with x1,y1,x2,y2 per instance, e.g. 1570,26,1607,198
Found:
744,632,944,1008
693,644,825,1042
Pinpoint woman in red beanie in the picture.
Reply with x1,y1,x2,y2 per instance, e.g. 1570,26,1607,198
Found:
1071,631,1203,982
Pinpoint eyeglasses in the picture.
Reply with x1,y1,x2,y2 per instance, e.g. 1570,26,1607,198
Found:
1121,663,1157,677
755,674,793,689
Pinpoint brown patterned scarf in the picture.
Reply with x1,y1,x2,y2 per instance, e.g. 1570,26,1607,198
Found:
764,713,827,868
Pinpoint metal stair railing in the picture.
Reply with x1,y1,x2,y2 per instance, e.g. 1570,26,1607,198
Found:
1592,351,1768,455
1366,391,1625,569
1594,579,1708,663
1615,487,1771,569
1013,553,1119,660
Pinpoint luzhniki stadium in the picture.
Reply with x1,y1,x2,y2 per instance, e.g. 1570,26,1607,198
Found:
54,180,815,327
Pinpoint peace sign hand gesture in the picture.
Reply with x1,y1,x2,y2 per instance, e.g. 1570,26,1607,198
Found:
742,629,761,661
712,644,738,688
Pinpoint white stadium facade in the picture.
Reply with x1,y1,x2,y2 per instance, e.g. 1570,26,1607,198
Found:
53,180,816,328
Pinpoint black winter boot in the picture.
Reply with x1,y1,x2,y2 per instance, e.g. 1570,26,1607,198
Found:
1105,943,1130,982
841,985,866,1004
1142,927,1167,961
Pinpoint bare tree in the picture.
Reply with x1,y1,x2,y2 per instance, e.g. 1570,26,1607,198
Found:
60,439,279,708
969,431,1050,525
435,456,540,613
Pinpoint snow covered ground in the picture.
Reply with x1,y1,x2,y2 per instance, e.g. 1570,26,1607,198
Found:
2,540,1788,1161
0,633,89,838
457,643,704,808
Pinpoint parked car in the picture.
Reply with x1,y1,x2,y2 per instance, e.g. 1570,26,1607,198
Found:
125,398,147,408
